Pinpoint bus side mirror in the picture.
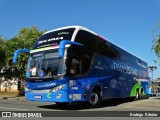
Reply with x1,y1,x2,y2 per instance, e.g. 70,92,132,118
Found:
13,49,30,63
59,40,84,58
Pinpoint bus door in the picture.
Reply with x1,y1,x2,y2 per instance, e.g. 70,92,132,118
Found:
68,58,86,102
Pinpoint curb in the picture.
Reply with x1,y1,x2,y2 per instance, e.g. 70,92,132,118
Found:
0,96,26,101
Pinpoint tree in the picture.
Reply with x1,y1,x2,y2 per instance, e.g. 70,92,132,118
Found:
0,36,6,69
152,21,160,58
0,36,6,91
2,26,45,79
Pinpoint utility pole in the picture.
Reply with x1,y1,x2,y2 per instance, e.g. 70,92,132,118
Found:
148,66,157,81
148,66,157,95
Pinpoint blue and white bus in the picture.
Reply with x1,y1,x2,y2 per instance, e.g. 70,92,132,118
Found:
13,26,149,107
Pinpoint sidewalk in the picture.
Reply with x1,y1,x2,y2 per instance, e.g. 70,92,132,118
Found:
0,92,26,101
118,96,160,110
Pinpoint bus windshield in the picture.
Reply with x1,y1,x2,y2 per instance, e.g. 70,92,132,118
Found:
26,49,66,78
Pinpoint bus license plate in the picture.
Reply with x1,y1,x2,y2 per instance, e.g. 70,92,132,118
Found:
34,95,42,99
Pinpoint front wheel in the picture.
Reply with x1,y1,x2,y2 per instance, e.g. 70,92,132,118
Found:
89,92,102,107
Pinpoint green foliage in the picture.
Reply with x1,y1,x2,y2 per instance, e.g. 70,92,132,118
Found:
152,21,160,58
0,26,45,78
148,66,157,71
17,26,45,49
0,37,6,69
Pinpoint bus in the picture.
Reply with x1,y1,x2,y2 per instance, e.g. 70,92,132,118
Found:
13,26,149,107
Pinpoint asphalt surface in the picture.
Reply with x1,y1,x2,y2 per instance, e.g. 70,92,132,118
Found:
0,96,160,111
0,96,160,120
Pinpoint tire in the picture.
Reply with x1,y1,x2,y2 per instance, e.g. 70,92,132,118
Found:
139,90,144,99
88,91,102,107
135,91,139,101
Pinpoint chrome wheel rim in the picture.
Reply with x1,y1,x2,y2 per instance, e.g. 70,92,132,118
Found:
89,93,98,105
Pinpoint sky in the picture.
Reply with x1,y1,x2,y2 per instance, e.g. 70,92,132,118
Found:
0,0,160,79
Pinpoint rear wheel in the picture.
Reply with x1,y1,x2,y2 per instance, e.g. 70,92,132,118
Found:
135,90,139,100
139,89,144,99
89,91,101,107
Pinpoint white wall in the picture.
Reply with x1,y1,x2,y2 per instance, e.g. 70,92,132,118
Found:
0,78,19,92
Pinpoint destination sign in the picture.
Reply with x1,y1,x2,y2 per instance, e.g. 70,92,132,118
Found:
33,28,75,49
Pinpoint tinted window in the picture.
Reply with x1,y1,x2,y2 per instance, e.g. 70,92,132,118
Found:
33,28,75,49
75,30,107,55
74,30,103,74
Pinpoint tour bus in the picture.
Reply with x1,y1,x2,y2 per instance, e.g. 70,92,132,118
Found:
13,26,149,107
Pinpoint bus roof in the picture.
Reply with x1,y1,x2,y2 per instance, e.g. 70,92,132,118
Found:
41,25,147,64
43,25,97,36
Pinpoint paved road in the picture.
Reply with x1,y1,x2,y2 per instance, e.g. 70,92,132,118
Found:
0,97,160,120
0,96,160,111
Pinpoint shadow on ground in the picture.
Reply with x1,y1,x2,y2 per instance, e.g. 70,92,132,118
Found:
154,97,160,100
38,98,135,110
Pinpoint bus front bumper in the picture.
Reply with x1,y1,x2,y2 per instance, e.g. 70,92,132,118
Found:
25,90,69,102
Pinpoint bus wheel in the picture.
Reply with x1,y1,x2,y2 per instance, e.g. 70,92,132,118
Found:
139,89,144,99
55,102,68,107
135,90,139,100
89,91,101,107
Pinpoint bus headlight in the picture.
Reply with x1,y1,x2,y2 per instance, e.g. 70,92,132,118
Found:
50,84,66,93
25,86,30,92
